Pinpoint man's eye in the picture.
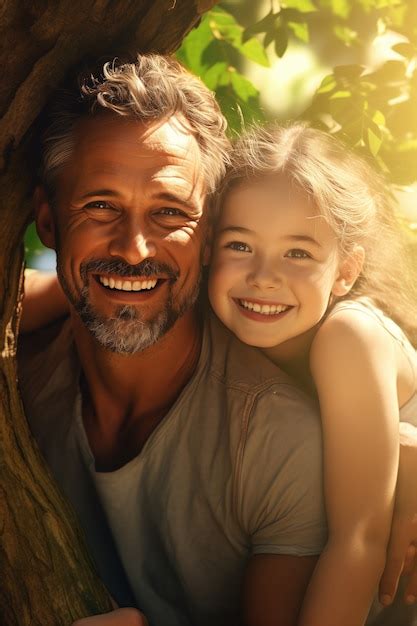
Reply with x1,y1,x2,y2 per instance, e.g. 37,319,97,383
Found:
158,207,184,217
226,241,251,253
85,201,114,210
83,201,119,221
285,249,311,259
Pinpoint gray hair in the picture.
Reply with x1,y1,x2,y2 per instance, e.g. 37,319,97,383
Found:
41,54,230,196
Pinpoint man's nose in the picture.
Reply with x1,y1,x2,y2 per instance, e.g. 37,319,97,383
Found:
109,220,157,265
247,258,283,290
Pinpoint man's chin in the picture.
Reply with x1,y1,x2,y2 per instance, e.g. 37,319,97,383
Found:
77,304,176,355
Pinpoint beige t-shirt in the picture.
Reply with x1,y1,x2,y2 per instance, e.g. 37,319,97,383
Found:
19,313,327,626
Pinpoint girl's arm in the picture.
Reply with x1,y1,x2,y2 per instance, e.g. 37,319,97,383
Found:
298,310,399,626
21,269,69,333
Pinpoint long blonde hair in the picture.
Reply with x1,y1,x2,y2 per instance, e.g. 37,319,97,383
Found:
217,123,417,345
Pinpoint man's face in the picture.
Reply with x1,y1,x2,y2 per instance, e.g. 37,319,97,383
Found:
38,114,208,353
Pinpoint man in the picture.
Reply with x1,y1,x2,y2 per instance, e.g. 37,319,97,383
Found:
19,54,417,626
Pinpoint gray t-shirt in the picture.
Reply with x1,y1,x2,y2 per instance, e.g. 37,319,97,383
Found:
19,313,328,626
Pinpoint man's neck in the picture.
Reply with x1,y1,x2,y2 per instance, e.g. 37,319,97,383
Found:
71,308,202,470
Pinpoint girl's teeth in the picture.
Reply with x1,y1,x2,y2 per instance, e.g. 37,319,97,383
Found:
240,300,289,315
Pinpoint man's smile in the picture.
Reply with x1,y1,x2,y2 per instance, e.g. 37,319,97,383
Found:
91,274,168,303
97,275,159,291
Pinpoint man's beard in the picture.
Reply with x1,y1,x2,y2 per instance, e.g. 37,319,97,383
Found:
56,256,201,355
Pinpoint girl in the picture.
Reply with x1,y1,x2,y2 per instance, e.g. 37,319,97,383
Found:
208,123,417,626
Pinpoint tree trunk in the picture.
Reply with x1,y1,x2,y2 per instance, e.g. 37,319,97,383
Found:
0,2,218,623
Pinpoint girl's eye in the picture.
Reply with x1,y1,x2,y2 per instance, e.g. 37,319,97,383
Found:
226,241,251,253
285,248,311,260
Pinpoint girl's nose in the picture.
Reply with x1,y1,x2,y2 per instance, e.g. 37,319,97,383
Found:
247,259,283,290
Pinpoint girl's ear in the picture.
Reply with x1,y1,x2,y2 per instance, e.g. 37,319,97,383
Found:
34,186,56,250
331,245,365,297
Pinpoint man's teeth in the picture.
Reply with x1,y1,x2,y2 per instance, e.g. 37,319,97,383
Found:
99,276,158,291
240,300,290,315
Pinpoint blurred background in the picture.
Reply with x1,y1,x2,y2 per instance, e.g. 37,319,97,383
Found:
26,0,417,269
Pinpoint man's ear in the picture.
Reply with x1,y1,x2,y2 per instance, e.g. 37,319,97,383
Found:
34,186,56,250
331,245,365,297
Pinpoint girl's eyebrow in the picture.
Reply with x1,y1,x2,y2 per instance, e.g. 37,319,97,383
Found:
218,225,253,235
285,234,322,247
218,227,322,248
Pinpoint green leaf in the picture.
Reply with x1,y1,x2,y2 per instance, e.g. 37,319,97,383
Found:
372,109,386,127
215,87,263,134
328,0,351,19
202,62,229,90
240,38,270,67
175,15,213,74
201,39,229,69
287,21,309,43
282,0,318,13
274,26,289,57
24,223,45,261
329,90,353,100
317,74,337,94
329,92,366,138
333,25,358,45
242,10,277,42
264,27,277,48
208,6,269,67
208,8,243,47
366,121,383,156
230,70,259,102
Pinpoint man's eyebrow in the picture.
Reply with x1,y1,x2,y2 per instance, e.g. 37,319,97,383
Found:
79,189,119,200
152,191,201,213
78,189,201,213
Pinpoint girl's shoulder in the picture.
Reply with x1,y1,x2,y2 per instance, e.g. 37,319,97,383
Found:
309,299,399,397
314,298,394,352
311,298,417,401
323,297,412,352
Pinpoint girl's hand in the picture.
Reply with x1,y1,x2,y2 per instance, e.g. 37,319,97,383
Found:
72,607,147,625
380,422,417,605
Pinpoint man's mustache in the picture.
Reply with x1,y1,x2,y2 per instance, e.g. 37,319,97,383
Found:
80,258,179,282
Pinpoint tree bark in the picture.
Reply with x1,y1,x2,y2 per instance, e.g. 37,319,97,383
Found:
0,1,218,624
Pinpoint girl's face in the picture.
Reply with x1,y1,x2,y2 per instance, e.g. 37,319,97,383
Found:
209,175,353,352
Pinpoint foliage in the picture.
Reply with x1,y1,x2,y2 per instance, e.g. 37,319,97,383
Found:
177,0,417,187
176,5,269,135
